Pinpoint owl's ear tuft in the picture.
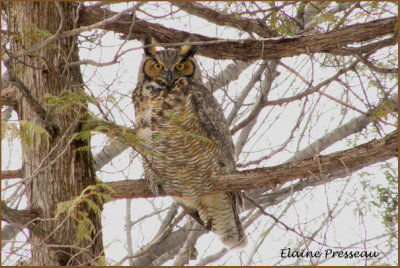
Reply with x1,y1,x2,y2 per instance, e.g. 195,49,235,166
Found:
144,36,157,57
180,43,198,59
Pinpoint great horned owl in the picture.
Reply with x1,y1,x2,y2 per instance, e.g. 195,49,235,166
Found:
132,37,247,248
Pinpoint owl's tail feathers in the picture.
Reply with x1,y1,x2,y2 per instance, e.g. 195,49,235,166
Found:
199,193,247,249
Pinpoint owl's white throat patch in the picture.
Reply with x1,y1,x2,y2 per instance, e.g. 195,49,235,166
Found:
148,81,163,89
144,81,163,95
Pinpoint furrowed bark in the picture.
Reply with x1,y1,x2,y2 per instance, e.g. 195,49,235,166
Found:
7,2,103,265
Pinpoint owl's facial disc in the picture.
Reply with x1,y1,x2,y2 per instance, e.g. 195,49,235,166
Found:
144,58,194,86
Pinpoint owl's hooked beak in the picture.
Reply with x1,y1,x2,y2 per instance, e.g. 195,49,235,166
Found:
165,70,173,85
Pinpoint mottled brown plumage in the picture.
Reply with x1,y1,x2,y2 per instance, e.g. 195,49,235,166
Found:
132,38,247,248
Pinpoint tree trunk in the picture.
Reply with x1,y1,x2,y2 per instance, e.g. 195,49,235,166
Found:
7,2,103,265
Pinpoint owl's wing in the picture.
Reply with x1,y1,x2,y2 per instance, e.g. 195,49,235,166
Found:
189,80,246,212
189,80,236,172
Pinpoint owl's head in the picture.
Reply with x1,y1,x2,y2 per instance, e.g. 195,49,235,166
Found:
139,37,201,87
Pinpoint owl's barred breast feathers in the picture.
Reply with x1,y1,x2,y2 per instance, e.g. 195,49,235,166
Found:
132,38,247,248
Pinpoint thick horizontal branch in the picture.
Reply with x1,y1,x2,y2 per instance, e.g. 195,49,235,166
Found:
78,6,397,61
1,169,24,180
105,130,397,200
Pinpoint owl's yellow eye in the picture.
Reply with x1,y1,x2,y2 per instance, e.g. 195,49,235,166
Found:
153,63,163,71
175,63,186,71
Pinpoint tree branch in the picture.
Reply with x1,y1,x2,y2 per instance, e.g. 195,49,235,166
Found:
171,2,278,38
78,6,397,60
1,223,22,249
331,34,398,56
234,60,280,156
105,130,397,200
230,59,359,135
287,94,398,162
1,169,24,180
126,129,397,265
93,139,130,171
205,61,253,93
1,201,47,242
1,71,18,111
1,85,18,111
5,66,59,137
1,202,68,264
358,54,398,74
